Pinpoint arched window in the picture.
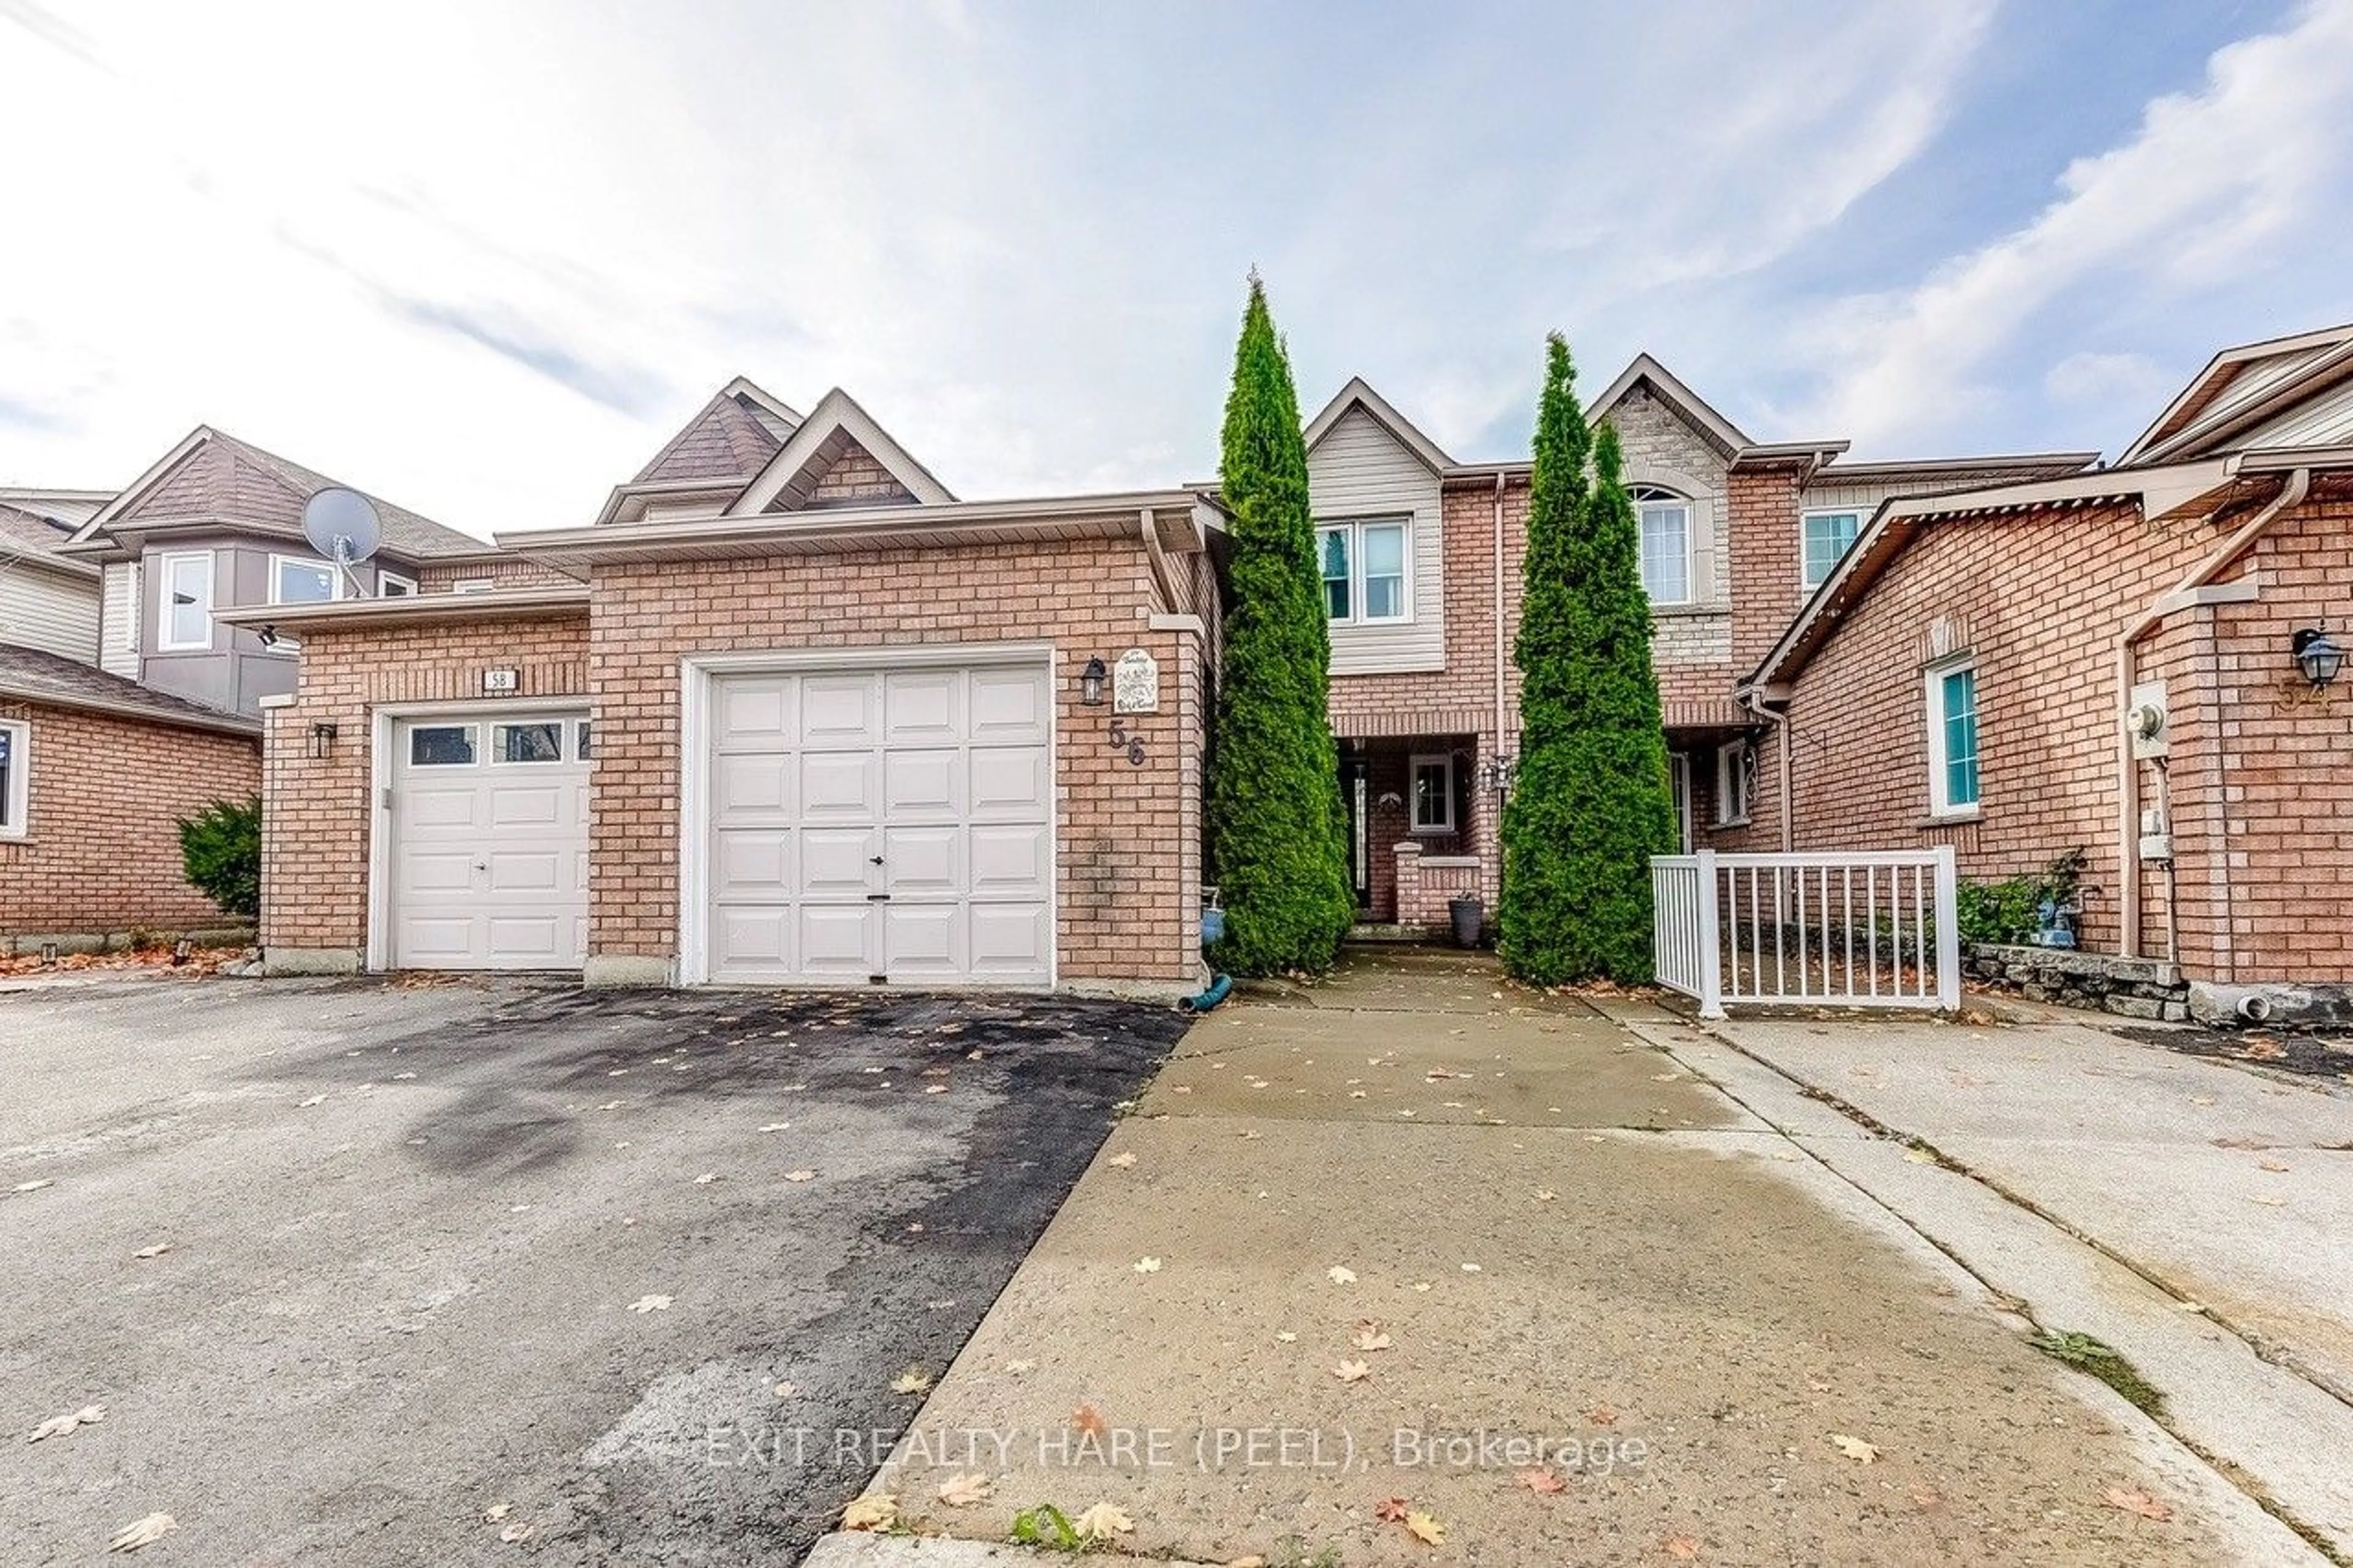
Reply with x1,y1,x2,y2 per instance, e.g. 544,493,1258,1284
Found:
1629,485,1692,604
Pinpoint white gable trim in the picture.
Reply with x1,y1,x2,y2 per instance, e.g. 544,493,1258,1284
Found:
1302,377,1454,472
724,388,955,515
1586,354,1751,455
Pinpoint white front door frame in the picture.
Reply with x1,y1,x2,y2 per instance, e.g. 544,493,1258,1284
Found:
367,694,591,973
676,642,1060,988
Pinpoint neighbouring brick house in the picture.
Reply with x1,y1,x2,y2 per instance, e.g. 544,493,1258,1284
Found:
1302,361,2093,934
1741,322,2353,1021
229,380,1221,994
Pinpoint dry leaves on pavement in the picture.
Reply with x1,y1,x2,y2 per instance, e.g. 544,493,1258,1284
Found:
1830,1434,1879,1464
132,1243,170,1259
1404,1509,1446,1546
841,1493,898,1531
890,1368,933,1395
1515,1466,1566,1495
1352,1321,1392,1352
105,1515,176,1553
1589,1402,1618,1425
29,1404,106,1442
1327,1265,1358,1284
1071,1403,1109,1437
626,1294,672,1313
1664,1534,1702,1559
1106,1151,1139,1168
1133,1256,1162,1274
1332,1359,1371,1383
1373,1498,1411,1523
936,1472,992,1507
784,1169,817,1183
2102,1487,2174,1521
1073,1502,1134,1540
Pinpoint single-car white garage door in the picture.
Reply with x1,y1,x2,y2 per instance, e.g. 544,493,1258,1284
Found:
705,662,1053,986
388,711,591,969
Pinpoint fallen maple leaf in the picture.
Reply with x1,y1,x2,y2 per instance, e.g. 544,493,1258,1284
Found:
1404,1509,1446,1546
132,1243,170,1259
841,1493,897,1531
1134,1256,1162,1273
1073,1502,1134,1539
499,1521,535,1543
106,1514,176,1553
1663,1533,1702,1560
1352,1321,1392,1352
1590,1402,1618,1425
1515,1465,1566,1494
1107,1151,1139,1168
1072,1403,1109,1437
2102,1487,2173,1521
1830,1433,1878,1464
1373,1498,1411,1523
482,1502,512,1523
1327,1265,1358,1284
1003,1359,1036,1374
1332,1359,1371,1383
29,1404,106,1442
936,1472,992,1507
784,1169,817,1182
1534,1189,1558,1202
890,1368,932,1395
626,1294,672,1313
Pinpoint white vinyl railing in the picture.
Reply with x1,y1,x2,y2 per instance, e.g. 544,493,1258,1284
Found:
1651,847,1960,1018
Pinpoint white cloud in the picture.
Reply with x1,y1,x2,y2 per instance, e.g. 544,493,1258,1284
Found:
1792,0,2353,452
2043,350,2173,412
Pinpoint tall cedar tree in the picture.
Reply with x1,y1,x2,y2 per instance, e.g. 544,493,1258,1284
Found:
1206,276,1354,974
1497,335,1678,984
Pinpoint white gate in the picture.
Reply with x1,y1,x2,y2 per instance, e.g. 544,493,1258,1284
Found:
1651,847,1960,1018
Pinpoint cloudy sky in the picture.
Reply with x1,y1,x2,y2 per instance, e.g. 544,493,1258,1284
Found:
3,0,2349,539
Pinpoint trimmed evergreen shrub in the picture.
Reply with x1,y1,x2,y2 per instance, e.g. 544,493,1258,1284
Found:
1205,275,1354,975
1497,336,1678,985
178,795,262,920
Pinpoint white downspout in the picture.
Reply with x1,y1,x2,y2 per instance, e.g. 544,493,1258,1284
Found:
1491,472,1507,906
1744,692,1796,852
2113,467,2309,959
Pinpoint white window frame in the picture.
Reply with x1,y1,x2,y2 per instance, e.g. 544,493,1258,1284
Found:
1667,753,1693,852
1715,740,1754,827
450,578,495,595
0,718,28,840
1408,752,1455,833
1315,517,1412,626
377,571,419,597
1632,487,1695,606
1925,657,1982,820
1800,508,1863,590
270,553,346,608
154,550,215,652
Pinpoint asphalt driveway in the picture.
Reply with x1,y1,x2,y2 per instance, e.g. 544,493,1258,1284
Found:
0,972,1184,1565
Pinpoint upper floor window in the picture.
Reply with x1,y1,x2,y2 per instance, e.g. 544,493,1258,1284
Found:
378,572,418,597
1317,519,1409,624
271,555,344,607
1802,509,1862,589
156,551,214,651
1631,486,1692,605
1926,660,1980,817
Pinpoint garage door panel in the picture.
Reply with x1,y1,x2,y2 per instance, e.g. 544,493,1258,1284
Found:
398,917,477,961
400,850,479,895
884,748,961,818
486,916,566,958
969,903,1051,974
801,675,881,746
885,670,961,745
392,712,589,971
714,829,794,899
716,679,797,750
801,751,879,820
488,784,564,829
715,907,792,974
487,851,562,893
884,903,964,978
406,786,484,830
969,745,1051,821
798,904,876,974
969,667,1049,743
800,829,878,897
884,825,960,895
969,824,1050,896
714,753,794,820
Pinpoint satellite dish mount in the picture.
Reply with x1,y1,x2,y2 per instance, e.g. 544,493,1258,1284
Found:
301,487,384,599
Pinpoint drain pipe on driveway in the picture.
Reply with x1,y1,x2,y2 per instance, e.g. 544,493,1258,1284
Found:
2112,467,2308,961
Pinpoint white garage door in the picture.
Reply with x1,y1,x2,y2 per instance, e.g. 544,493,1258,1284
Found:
389,712,591,969
706,662,1053,986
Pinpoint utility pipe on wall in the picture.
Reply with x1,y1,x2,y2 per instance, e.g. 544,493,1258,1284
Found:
2113,467,2308,960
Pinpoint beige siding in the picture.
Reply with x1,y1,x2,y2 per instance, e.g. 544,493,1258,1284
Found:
2240,376,2353,450
100,561,141,676
1308,406,1445,675
0,569,100,663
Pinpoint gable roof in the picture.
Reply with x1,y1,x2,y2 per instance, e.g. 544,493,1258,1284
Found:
0,642,259,736
2121,322,2353,464
0,488,112,529
725,388,954,515
629,376,803,486
1587,354,1753,456
1302,377,1456,472
0,501,100,579
67,428,483,561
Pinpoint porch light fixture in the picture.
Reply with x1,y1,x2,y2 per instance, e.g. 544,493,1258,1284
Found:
307,721,339,760
256,624,281,649
1078,656,1108,706
2291,627,2344,690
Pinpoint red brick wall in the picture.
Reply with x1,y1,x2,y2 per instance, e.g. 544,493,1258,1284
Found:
588,537,1208,985
260,615,590,953
0,701,260,937
1775,485,2353,980
416,558,577,593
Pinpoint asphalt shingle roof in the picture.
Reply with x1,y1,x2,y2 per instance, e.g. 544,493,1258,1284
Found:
0,643,259,733
112,431,486,560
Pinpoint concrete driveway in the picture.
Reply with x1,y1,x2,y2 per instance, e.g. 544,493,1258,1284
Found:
0,972,1183,1566
844,950,2311,1567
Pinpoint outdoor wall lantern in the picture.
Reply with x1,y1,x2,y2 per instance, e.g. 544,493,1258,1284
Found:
2291,627,2344,691
1078,656,1108,706
308,721,339,760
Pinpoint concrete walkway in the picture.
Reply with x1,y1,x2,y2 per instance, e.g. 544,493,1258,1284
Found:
1621,999,2353,1561
813,950,2316,1566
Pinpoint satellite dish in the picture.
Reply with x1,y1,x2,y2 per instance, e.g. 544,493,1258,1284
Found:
303,487,382,567
302,488,382,598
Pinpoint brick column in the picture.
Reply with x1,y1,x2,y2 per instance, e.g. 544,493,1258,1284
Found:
1393,840,1422,930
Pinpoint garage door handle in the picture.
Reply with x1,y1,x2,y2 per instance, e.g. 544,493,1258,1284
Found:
868,855,885,865
473,861,488,871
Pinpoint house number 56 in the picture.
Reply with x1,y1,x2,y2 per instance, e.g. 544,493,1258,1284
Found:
1107,719,1146,767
